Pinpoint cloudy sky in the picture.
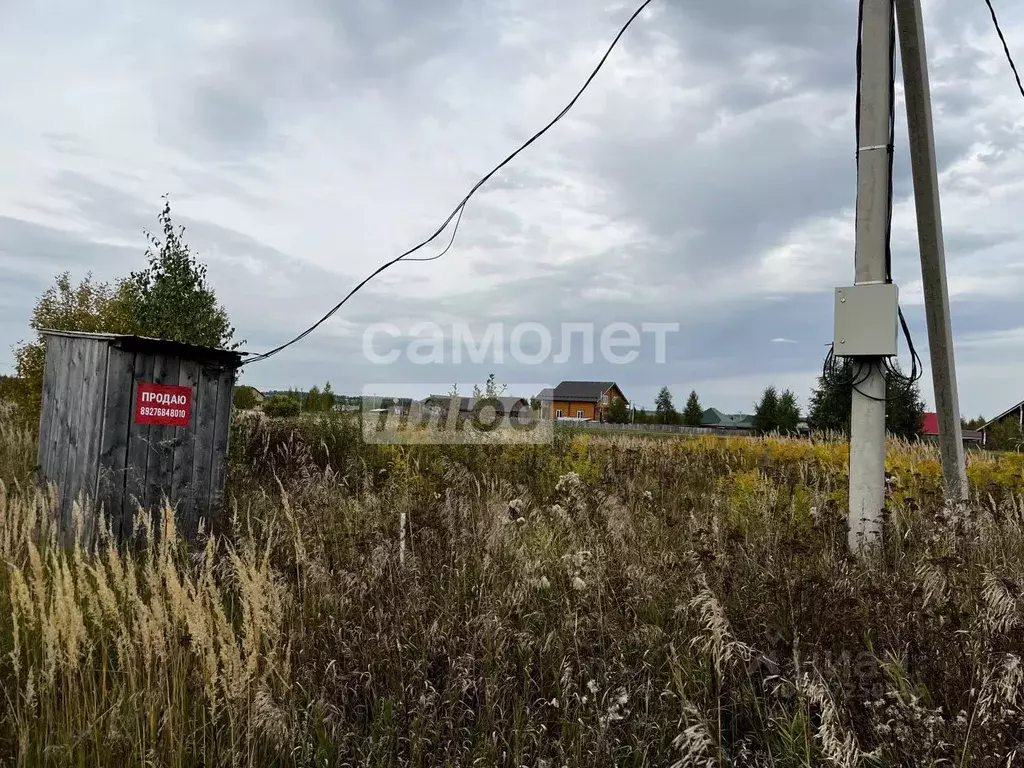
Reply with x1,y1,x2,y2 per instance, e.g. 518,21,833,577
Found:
1,0,1022,414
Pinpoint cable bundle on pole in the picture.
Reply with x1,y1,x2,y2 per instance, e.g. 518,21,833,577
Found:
825,0,923,400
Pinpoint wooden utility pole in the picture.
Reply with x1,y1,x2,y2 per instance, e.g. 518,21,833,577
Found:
895,0,969,502
847,0,895,553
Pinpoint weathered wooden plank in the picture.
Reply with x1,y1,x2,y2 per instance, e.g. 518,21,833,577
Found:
42,336,71,503
63,339,106,546
123,354,155,542
55,337,87,538
98,347,135,541
75,340,109,548
143,354,181,534
63,338,91,541
190,364,221,539
142,352,168,523
36,335,61,482
58,339,81,543
171,359,201,540
209,366,236,534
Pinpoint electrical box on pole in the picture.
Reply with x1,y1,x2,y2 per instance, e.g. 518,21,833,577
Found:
834,285,899,357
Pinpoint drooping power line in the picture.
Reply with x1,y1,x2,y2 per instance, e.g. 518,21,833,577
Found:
984,0,1024,99
243,0,655,366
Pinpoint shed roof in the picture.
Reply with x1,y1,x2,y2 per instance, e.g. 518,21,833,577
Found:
980,400,1024,431
40,329,245,368
553,381,619,402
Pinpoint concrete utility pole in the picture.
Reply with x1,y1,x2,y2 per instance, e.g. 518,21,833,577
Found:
895,0,969,502
847,0,895,553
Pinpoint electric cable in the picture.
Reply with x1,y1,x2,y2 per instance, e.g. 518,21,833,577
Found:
984,0,1024,99
827,0,922,398
402,203,466,263
242,0,655,366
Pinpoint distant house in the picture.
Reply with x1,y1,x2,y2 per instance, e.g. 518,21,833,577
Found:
550,381,628,422
234,385,266,407
422,395,534,425
922,411,988,448
701,408,755,431
978,401,1024,449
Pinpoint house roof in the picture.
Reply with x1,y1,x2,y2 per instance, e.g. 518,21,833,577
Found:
702,408,754,428
237,385,265,401
980,400,1024,431
923,411,985,441
922,412,939,435
40,329,245,368
701,408,728,425
552,381,622,403
536,387,555,402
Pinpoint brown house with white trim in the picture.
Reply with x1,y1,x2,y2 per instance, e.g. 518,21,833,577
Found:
548,381,628,421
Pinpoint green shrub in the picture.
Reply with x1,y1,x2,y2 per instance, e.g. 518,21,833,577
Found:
263,393,301,418
233,384,262,410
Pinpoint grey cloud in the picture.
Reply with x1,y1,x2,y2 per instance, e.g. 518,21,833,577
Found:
51,172,152,235
177,167,272,211
159,0,479,155
0,216,139,283
947,297,1024,346
0,217,141,370
305,0,473,79
653,0,856,92
584,0,1017,297
592,112,854,281
0,276,43,374
185,83,274,160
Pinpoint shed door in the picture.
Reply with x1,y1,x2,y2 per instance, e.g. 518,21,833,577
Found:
101,350,233,541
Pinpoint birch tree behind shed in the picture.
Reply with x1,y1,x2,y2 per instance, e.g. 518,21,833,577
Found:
35,330,241,546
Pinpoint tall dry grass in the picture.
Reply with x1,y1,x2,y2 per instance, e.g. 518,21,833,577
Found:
2,410,1024,765
0,488,292,765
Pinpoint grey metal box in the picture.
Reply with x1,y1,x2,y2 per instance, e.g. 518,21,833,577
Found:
833,284,899,357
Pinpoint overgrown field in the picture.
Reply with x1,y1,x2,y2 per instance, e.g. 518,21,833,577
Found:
3,410,1024,766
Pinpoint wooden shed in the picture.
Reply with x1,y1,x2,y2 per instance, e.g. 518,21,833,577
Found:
36,330,242,545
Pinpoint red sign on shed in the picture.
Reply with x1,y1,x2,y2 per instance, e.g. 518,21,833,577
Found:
135,383,192,427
